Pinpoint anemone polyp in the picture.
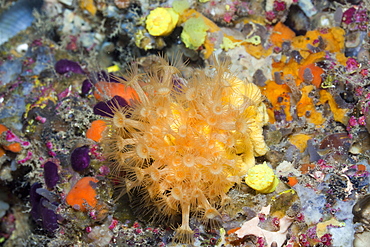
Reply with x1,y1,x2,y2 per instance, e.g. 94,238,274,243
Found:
101,55,269,244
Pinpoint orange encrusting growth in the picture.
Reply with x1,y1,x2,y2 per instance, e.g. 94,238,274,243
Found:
288,133,312,152
101,56,269,244
287,176,298,187
0,124,7,134
66,177,99,212
298,63,324,88
94,80,139,105
262,27,347,124
3,142,22,153
319,90,349,125
297,85,325,125
270,22,296,47
86,119,107,142
260,80,292,123
227,227,241,235
0,124,22,153
358,164,367,171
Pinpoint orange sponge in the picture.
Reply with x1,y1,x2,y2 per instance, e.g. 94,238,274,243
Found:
94,81,138,105
270,22,296,47
86,120,106,142
66,177,99,212
0,124,7,134
0,124,22,153
3,142,22,153
298,63,324,88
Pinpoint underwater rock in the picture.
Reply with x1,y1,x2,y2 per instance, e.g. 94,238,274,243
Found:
349,131,370,156
345,31,367,58
252,69,267,86
0,0,43,45
0,59,22,86
319,133,351,155
284,5,310,36
0,199,9,219
354,231,370,247
294,184,326,225
307,139,321,162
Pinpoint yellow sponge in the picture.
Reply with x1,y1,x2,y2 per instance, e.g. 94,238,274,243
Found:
146,7,179,36
245,162,279,193
79,0,97,16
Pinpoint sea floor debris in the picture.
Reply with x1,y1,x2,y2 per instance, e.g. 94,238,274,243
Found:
1,0,370,246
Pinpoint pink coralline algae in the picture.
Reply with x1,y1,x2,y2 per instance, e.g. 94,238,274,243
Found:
35,115,46,123
299,234,310,247
342,7,356,25
320,233,333,246
360,68,369,77
46,141,57,157
272,217,280,227
109,218,118,230
18,151,33,164
223,13,233,23
273,0,287,12
342,6,369,30
295,212,305,222
266,11,276,22
358,116,366,125
346,58,359,72
348,116,359,127
99,165,110,176
5,130,29,147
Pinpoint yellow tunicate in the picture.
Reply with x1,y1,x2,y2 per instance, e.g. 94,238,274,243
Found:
245,162,279,193
107,64,120,73
181,17,209,50
146,7,179,36
172,0,190,14
220,36,239,51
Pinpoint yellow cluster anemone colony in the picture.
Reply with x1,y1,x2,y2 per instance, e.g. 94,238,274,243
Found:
102,56,269,244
